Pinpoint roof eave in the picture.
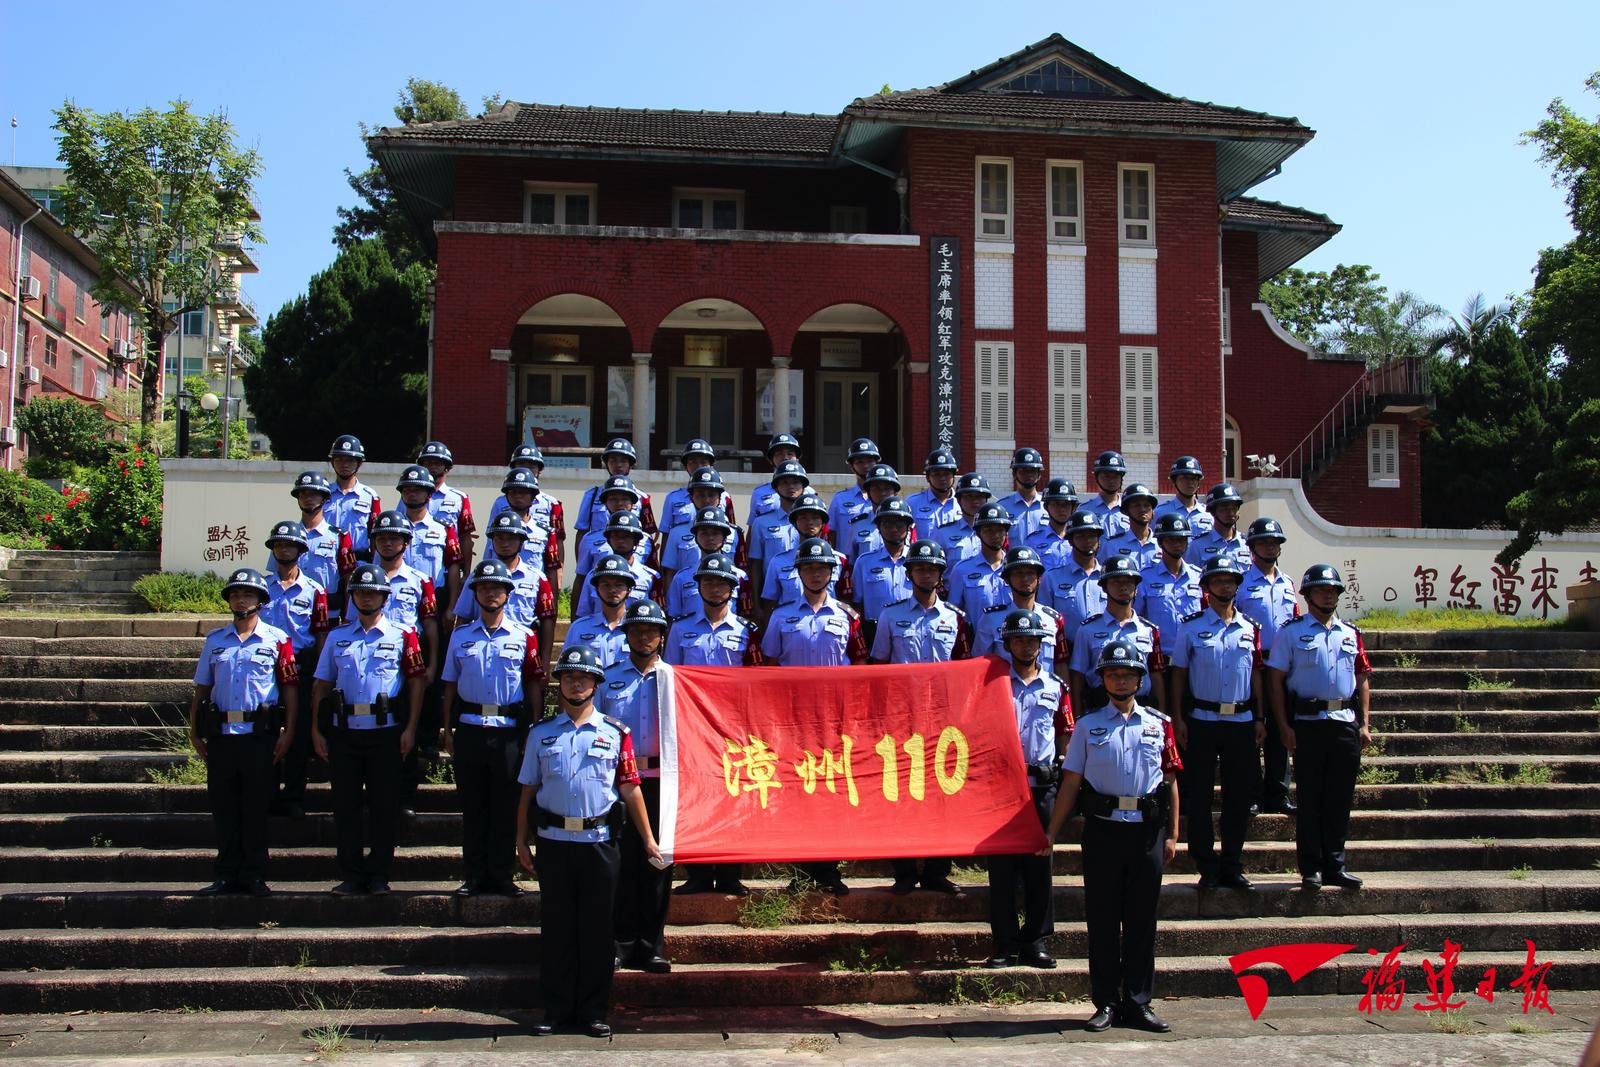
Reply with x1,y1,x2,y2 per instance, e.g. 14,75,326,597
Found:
838,106,1311,144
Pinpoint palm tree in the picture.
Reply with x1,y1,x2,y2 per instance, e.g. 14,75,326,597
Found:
1427,294,1511,363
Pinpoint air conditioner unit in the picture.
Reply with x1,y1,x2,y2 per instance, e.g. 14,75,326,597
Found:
25,366,41,386
111,339,135,359
0,427,16,447
0,349,8,369
21,277,42,302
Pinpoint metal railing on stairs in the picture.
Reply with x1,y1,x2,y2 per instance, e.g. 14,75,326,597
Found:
1277,356,1434,484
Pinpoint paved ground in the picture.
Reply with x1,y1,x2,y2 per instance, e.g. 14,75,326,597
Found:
1,995,1594,1065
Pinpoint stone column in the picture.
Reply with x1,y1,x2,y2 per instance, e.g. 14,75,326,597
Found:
631,352,652,469
771,355,792,438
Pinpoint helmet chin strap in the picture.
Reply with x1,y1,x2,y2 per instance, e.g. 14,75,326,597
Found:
232,602,262,621
378,546,405,563
1107,592,1134,607
1209,589,1236,603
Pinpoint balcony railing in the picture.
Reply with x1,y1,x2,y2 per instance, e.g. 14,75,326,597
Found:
1277,355,1434,483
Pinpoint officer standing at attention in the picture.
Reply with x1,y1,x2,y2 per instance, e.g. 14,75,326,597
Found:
371,510,440,818
573,477,655,603
827,437,882,545
1082,451,1130,538
986,608,1074,968
261,522,332,820
572,511,662,619
997,447,1048,542
748,433,803,520
189,569,300,896
564,554,638,668
1187,484,1247,569
745,460,810,599
849,497,915,648
602,600,675,975
1135,515,1203,671
1153,456,1214,538
663,508,751,619
973,546,1071,672
282,471,355,607
660,439,735,536
945,502,1014,618
905,448,960,541
1025,478,1081,569
839,464,903,560
1268,565,1373,891
496,468,561,583
1040,511,1106,635
397,464,464,612
574,438,656,546
759,493,849,615
1170,556,1264,890
451,514,558,682
310,563,428,895
490,445,566,571
517,646,661,1039
1044,639,1182,1034
325,435,381,560
418,441,477,572
933,473,992,564
1238,517,1299,815
441,559,546,896
1099,483,1160,570
1068,556,1165,715
659,470,741,575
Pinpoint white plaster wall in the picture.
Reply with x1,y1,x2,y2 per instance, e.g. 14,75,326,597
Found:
974,252,1014,330
1118,257,1157,334
1047,250,1086,332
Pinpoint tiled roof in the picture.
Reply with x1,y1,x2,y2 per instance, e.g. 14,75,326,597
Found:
374,103,839,157
1224,196,1338,231
845,88,1308,138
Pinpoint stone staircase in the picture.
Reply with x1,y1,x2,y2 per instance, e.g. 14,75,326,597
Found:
0,550,160,612
0,618,1597,1013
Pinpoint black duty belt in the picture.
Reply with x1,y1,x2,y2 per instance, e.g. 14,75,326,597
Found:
1026,763,1059,786
1080,784,1165,822
458,702,525,727
1291,696,1355,719
332,693,393,728
204,703,279,737
1192,698,1255,718
536,805,619,832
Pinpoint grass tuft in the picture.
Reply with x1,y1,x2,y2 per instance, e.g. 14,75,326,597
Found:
1428,1008,1474,1034
148,758,207,785
132,570,228,613
1466,671,1513,692
1354,607,1572,631
1507,864,1533,881
827,945,905,973
1356,765,1399,785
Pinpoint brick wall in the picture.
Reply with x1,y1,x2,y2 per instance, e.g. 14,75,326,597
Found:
1305,414,1422,528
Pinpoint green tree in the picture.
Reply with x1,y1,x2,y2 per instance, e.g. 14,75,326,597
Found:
1501,73,1600,564
53,101,264,434
1260,263,1441,365
153,375,248,459
14,395,113,478
244,240,429,462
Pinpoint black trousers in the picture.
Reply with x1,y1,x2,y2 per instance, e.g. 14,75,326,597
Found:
454,723,523,883
1262,712,1293,805
891,855,954,885
275,652,318,806
1291,718,1361,876
1082,815,1166,1009
207,730,275,883
682,863,743,887
616,777,672,963
1182,717,1260,877
328,726,401,881
539,835,622,1024
987,782,1056,956
398,677,443,806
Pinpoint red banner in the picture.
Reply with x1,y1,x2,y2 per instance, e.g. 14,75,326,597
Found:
657,656,1047,864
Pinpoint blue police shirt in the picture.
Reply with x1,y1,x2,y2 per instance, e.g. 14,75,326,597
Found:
1011,669,1068,766
945,554,1008,618
451,561,552,629
262,572,326,653
1171,608,1260,718
1267,615,1371,719
314,617,411,723
441,618,533,721
1135,559,1203,639
760,596,862,666
904,488,958,543
841,511,887,560
1063,703,1178,822
573,559,659,619
1099,529,1160,571
378,563,433,632
327,481,379,554
661,525,739,574
827,485,872,544
427,485,473,538
665,562,749,618
933,516,981,565
270,523,343,600
665,610,758,666
1154,497,1214,537
563,612,630,668
1069,612,1161,698
851,546,912,620
1041,558,1106,634
575,524,652,578
760,547,839,606
870,596,967,663
403,511,453,586
1238,563,1298,651
1026,526,1077,570
997,492,1046,543
1081,497,1130,539
599,660,661,768
518,712,638,842
194,622,291,729
974,600,1067,668
660,486,734,535
747,506,799,564
1186,529,1247,569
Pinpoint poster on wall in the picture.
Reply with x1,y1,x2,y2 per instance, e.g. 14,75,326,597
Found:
607,366,658,433
522,405,590,468
755,369,805,435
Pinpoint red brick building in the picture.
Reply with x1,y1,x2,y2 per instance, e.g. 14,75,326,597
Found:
373,35,1431,521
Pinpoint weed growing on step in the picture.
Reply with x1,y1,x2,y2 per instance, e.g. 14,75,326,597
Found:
260,921,280,929
1470,836,1497,847
1465,672,1512,692
1508,1020,1545,1034
950,863,988,885
1428,1009,1474,1034
1363,735,1387,757
1592,695,1600,712
424,759,455,786
293,946,314,970
1415,766,1444,785
87,833,114,847
295,990,356,1059
176,1005,213,1014
786,1035,836,1054
827,945,905,973
1394,652,1421,669
147,758,206,785
1356,765,1399,786
1353,607,1573,631
1447,762,1507,785
1512,763,1555,785
1508,864,1534,881
735,866,834,929
1452,714,1479,734
945,973,1027,1006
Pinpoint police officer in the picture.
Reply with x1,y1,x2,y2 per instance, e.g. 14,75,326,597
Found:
310,563,428,895
574,437,656,541
1267,565,1374,891
849,497,915,647
827,437,881,543
189,569,300,895
839,464,903,561
517,646,661,1039
1153,455,1214,538
490,446,566,562
602,600,675,974
905,448,960,541
441,559,546,896
933,473,992,563
497,468,560,583
945,502,1013,618
261,522,332,820
326,435,381,559
749,433,802,520
1135,515,1203,682
1099,483,1159,570
973,546,1070,673
371,509,441,818
663,509,751,619
1187,484,1247,569
1041,510,1106,635
1026,478,1080,569
997,447,1047,542
1239,517,1299,815
573,476,654,604
1068,556,1165,715
418,441,476,571
451,514,558,681
282,471,355,607
397,464,464,612
760,493,848,614
660,471,741,575
660,439,735,535
745,460,810,598
572,511,662,619
564,554,637,668
1082,451,1130,538
1044,639,1182,1034
1170,556,1264,890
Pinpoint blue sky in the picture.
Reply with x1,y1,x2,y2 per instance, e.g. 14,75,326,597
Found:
4,1,1596,325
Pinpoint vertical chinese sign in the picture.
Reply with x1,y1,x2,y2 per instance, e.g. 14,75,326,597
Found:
930,236,961,457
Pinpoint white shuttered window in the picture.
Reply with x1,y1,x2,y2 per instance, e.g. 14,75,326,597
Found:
1048,343,1087,442
1120,346,1158,443
975,341,1014,445
1368,423,1400,487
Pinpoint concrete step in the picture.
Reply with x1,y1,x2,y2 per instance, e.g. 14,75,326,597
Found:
2,836,1595,884
7,910,1598,972
0,617,226,638
1362,754,1600,784
1369,688,1599,710
0,656,196,679
0,725,202,751
3,946,1597,1012
1374,732,1600,756
0,678,193,702
7,551,160,563
10,807,1595,851
0,700,191,727
1373,708,1600,732
1367,649,1600,668
0,637,207,658
0,578,145,594
0,593,149,612
1362,629,1600,650
1374,667,1600,689
2,870,1595,930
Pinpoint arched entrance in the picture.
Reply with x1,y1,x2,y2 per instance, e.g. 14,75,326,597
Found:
509,294,631,463
647,298,772,469
792,302,907,472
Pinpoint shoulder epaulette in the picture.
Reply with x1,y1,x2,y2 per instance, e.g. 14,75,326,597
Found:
946,602,966,617
602,714,631,735
1045,670,1065,687
739,616,760,632
887,597,910,610
1144,708,1172,722
1182,610,1205,623
668,613,693,624
838,601,860,620
935,516,960,529
1037,603,1062,619
984,602,1009,613
205,624,229,639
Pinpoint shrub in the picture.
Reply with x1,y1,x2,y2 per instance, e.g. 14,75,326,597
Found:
0,532,49,550
133,571,226,613
15,396,112,468
0,470,62,537
78,445,163,551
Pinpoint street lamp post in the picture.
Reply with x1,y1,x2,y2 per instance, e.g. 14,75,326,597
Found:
175,389,193,458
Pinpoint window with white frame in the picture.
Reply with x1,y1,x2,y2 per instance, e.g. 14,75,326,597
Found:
1047,343,1087,443
674,188,743,230
1120,346,1159,443
1046,161,1083,242
975,158,1012,239
1118,164,1155,245
524,182,597,226
975,340,1014,445
1368,423,1400,487
1220,287,1232,350
1224,415,1241,481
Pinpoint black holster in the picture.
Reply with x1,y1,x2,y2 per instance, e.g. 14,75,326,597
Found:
1079,781,1167,823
